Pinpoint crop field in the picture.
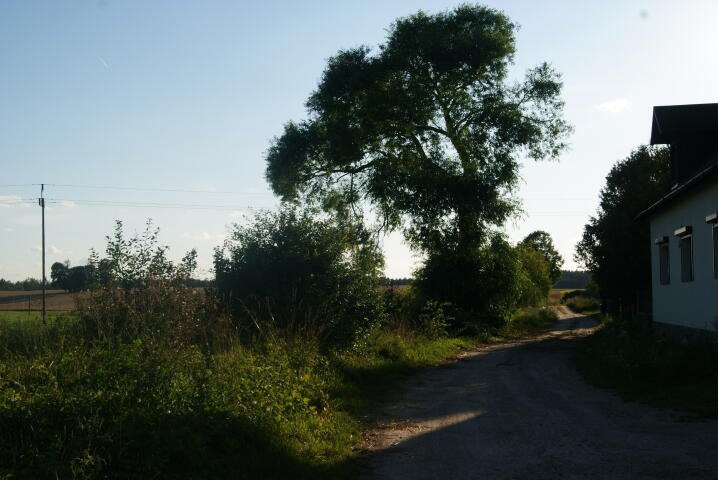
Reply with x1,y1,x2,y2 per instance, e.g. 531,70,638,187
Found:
0,290,85,311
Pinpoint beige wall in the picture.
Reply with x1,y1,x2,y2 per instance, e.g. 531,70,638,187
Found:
650,176,718,331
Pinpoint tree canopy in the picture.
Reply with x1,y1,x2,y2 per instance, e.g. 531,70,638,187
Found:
575,146,671,305
266,4,571,252
519,230,563,284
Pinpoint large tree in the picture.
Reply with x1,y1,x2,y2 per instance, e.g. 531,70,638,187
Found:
575,146,671,310
266,4,570,253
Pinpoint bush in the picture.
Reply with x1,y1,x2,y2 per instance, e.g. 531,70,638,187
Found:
214,209,385,348
79,220,219,348
414,234,524,330
502,307,557,336
562,291,600,313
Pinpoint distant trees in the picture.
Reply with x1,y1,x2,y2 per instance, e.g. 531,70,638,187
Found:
553,270,591,289
575,146,671,315
519,231,563,284
50,261,92,292
0,278,43,291
265,5,570,323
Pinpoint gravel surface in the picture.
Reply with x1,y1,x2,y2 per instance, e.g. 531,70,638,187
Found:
361,307,718,479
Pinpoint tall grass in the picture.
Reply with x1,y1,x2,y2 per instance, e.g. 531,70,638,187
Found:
0,285,558,478
577,317,718,416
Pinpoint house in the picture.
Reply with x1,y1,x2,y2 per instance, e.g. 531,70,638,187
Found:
639,103,718,334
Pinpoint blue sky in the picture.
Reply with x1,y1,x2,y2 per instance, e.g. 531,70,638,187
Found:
1,0,717,281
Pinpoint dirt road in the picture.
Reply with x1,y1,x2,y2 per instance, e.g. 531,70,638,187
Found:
361,308,718,479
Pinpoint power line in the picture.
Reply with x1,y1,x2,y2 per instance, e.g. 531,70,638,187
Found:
44,198,263,211
37,183,272,195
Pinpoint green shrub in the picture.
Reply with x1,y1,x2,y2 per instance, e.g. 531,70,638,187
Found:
502,307,557,336
563,293,600,313
516,245,552,307
214,209,385,348
414,234,524,329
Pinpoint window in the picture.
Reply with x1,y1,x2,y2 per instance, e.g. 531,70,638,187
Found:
674,226,693,283
659,243,670,284
679,235,693,282
707,213,718,278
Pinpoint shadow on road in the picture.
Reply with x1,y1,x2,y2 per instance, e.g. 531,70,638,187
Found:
358,311,718,480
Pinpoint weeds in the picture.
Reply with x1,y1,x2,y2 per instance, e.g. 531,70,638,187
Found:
577,317,718,416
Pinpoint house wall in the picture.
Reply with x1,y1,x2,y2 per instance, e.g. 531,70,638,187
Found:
650,176,718,331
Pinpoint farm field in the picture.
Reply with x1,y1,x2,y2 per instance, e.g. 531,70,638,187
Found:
549,288,579,305
0,290,85,311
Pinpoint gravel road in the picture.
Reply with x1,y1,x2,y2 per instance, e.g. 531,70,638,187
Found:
361,308,718,479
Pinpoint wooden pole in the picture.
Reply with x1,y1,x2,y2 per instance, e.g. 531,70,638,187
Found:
40,183,46,323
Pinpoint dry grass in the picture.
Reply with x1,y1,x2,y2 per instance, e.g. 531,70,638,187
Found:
548,288,579,306
0,290,64,298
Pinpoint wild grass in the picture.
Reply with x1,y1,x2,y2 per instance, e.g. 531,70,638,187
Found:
560,290,600,314
577,317,718,417
0,302,557,478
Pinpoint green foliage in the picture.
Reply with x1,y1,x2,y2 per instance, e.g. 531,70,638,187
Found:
417,300,451,339
80,220,209,348
562,290,601,313
575,146,671,304
519,231,563,284
414,234,524,328
516,244,552,307
265,6,571,320
50,260,69,288
0,277,43,291
577,318,718,416
214,209,385,348
501,307,557,337
553,270,590,289
88,220,197,289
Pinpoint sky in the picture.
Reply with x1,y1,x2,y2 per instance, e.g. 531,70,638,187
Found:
1,0,718,281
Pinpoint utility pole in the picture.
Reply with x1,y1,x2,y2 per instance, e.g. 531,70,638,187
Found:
39,183,46,323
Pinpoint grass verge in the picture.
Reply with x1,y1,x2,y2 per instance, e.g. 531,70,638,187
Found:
0,307,556,479
576,316,718,417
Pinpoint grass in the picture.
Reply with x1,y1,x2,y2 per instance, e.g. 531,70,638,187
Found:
0,306,557,479
548,288,575,306
0,310,73,323
576,316,718,417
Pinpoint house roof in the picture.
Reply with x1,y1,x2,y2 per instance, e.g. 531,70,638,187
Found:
636,160,718,220
651,103,718,144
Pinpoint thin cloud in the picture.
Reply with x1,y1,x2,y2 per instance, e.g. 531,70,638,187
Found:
182,232,213,242
59,200,77,208
0,195,22,208
228,210,247,220
595,98,630,113
50,245,62,254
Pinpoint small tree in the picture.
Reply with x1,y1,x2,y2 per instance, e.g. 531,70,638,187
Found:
519,231,563,284
82,220,204,345
516,244,552,307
